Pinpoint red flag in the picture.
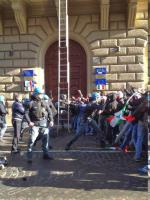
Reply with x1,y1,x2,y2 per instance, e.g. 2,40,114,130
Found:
123,115,135,122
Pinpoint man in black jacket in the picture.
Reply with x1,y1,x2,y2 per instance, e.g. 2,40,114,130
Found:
100,93,124,145
65,93,105,150
11,93,25,153
25,87,54,163
0,95,7,142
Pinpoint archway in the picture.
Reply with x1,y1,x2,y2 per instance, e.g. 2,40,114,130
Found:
45,40,87,99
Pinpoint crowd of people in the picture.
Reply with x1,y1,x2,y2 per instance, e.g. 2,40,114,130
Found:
0,86,149,166
66,88,149,162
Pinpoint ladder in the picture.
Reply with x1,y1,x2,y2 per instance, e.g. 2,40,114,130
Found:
57,0,70,132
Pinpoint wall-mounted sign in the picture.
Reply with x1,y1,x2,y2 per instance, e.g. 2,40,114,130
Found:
96,85,105,90
95,67,106,75
95,78,106,85
93,66,108,91
96,84,109,91
24,80,35,91
22,70,37,77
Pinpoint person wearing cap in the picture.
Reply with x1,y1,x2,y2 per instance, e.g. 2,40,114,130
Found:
0,95,7,142
43,94,57,118
33,94,57,149
25,87,54,163
11,93,25,153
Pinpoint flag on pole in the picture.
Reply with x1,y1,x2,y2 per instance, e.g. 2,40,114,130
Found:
106,93,138,127
107,114,135,127
107,109,125,127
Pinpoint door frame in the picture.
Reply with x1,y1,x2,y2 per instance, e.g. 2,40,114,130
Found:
38,32,92,95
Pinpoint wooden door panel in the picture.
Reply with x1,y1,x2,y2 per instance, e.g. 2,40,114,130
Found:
45,40,87,99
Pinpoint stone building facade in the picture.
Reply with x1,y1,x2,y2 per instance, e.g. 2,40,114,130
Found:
0,0,148,122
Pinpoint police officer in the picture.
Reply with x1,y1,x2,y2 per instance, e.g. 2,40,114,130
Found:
11,93,25,153
20,96,31,141
43,94,57,118
0,96,7,142
34,94,57,149
25,87,54,163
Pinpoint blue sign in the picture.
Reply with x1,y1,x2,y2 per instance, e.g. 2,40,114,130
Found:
22,70,37,77
95,79,106,85
95,67,106,75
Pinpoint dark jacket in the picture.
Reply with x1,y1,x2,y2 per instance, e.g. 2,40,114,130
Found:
102,99,118,116
127,97,144,113
69,102,80,116
12,100,25,120
0,102,7,123
25,96,53,124
85,102,103,119
132,97,148,122
116,98,125,111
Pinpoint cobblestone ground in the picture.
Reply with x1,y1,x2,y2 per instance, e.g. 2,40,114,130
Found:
0,151,148,200
0,128,148,200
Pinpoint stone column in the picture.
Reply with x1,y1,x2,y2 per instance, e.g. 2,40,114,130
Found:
100,0,110,30
128,0,137,29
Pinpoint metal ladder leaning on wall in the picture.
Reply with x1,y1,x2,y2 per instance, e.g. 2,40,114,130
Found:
57,0,70,133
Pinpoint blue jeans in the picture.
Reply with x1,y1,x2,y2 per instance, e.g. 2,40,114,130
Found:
27,126,49,155
48,126,54,147
87,117,99,130
115,121,132,144
133,122,146,160
85,122,94,135
66,117,103,148
71,115,79,131
120,122,133,150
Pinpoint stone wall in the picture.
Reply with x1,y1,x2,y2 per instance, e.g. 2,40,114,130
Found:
0,9,148,123
148,14,150,91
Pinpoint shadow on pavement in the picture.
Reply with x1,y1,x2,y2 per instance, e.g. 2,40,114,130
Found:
0,151,148,192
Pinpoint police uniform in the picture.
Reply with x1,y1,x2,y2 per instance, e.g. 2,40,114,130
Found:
25,91,54,162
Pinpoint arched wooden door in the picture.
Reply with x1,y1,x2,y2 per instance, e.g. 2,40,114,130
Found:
45,40,87,99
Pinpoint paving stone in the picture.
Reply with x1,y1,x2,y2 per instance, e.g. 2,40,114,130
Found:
0,132,148,200
0,150,147,200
